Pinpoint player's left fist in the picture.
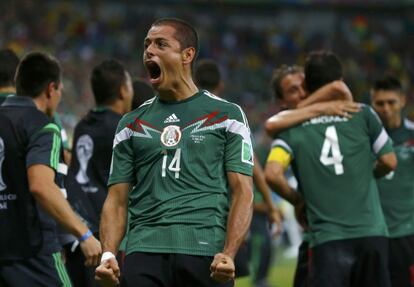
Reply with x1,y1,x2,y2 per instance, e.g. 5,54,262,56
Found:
210,253,235,283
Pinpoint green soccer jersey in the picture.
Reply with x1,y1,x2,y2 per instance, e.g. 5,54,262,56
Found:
377,118,414,238
273,105,393,247
109,90,254,256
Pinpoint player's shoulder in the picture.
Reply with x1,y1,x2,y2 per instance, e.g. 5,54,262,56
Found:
119,97,156,126
201,90,235,108
201,90,247,120
21,114,59,143
136,96,157,111
23,108,55,132
356,103,381,121
404,118,414,131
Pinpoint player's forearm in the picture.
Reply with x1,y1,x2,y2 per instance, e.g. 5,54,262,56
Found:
374,152,397,178
269,176,299,206
264,163,300,206
33,188,89,237
253,157,276,213
253,203,269,213
265,107,322,136
297,80,352,108
28,165,89,238
223,173,253,259
100,184,129,254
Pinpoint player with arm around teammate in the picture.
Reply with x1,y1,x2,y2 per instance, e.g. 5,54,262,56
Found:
266,51,396,287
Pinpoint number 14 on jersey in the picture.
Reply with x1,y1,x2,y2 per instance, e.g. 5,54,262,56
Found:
161,148,181,179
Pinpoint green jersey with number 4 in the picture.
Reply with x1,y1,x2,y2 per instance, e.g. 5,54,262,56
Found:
377,118,414,238
273,105,393,247
109,90,253,256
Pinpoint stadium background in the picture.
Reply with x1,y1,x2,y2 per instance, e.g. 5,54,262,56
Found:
1,1,413,286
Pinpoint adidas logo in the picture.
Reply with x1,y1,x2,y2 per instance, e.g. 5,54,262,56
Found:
164,113,180,123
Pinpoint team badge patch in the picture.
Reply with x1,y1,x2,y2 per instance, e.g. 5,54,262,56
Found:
161,125,182,147
242,140,254,165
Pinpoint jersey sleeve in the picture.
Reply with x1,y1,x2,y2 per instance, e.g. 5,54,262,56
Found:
108,117,136,186
224,104,254,176
364,106,394,157
266,133,293,170
26,122,62,172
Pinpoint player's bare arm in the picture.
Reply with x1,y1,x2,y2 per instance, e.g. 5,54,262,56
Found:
95,182,130,286
253,156,282,232
210,172,253,283
264,161,307,229
264,161,302,206
374,152,397,178
28,164,102,266
297,80,352,108
265,81,360,136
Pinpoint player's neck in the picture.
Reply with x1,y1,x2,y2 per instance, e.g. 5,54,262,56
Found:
386,116,402,130
158,78,198,102
0,86,16,94
108,101,125,115
32,95,50,117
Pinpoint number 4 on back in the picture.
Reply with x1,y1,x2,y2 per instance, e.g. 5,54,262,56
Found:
320,126,344,175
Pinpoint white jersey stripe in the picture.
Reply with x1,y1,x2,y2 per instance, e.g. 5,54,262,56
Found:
373,128,389,154
225,119,252,145
138,96,156,108
404,118,414,130
113,127,132,149
271,139,294,156
57,163,68,175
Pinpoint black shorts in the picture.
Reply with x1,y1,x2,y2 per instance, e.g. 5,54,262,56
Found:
389,234,414,287
121,252,234,287
0,252,72,287
234,242,250,278
293,240,309,287
309,236,390,287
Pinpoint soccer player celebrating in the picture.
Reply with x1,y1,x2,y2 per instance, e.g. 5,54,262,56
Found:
265,64,359,287
95,18,254,287
0,52,101,286
371,75,414,287
64,59,133,286
265,51,396,287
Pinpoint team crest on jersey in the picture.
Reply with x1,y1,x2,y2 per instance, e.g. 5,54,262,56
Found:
161,125,182,147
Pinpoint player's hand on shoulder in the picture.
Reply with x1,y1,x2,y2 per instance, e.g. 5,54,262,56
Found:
321,100,361,118
210,253,235,283
95,257,120,287
79,235,102,266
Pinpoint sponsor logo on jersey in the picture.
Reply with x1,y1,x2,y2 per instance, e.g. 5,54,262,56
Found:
164,113,180,123
161,125,182,147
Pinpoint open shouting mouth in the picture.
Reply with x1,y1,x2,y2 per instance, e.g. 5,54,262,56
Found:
145,61,162,85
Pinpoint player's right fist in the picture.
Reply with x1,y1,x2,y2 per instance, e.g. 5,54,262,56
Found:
95,257,120,287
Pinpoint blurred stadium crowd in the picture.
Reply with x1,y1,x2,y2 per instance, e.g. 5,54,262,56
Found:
1,0,413,145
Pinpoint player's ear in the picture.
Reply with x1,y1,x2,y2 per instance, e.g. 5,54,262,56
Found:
400,93,406,107
181,47,195,65
45,82,55,99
